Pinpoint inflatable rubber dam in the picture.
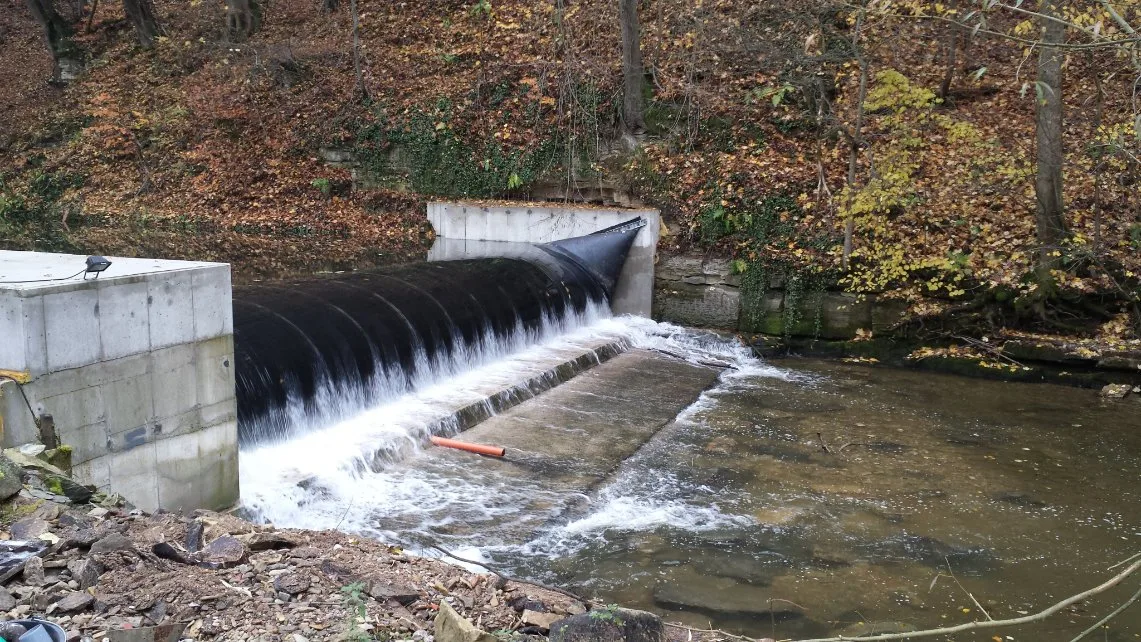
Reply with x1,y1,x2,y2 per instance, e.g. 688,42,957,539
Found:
232,218,645,446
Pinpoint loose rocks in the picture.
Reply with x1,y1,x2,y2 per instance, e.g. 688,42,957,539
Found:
200,535,247,567
67,558,103,589
54,591,96,613
10,517,50,540
367,580,420,605
521,609,563,630
0,456,24,501
89,533,135,554
550,608,666,642
273,572,310,595
21,554,45,585
434,601,498,642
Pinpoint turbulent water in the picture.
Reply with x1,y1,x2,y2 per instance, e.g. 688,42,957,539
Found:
240,300,613,517
241,312,1141,641
241,311,774,529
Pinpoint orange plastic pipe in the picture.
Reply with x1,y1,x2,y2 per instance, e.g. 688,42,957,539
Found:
429,436,506,458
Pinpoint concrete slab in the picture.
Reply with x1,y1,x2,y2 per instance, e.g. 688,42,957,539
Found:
148,271,197,350
98,280,151,361
150,344,198,420
43,288,101,370
107,440,159,512
100,373,153,433
191,268,233,340
0,251,225,293
195,335,236,408
58,420,109,469
40,384,105,431
156,420,239,512
382,350,719,538
0,297,30,373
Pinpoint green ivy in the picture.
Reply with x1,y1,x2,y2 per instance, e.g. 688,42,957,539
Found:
354,102,562,199
710,193,835,339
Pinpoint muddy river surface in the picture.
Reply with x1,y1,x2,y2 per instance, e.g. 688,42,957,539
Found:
245,319,1141,640
489,357,1141,640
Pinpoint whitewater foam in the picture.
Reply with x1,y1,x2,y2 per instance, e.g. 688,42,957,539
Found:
240,312,804,564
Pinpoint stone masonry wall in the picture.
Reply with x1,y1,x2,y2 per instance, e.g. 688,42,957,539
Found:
652,254,907,338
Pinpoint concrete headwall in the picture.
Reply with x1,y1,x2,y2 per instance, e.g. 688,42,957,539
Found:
427,201,660,316
0,251,239,512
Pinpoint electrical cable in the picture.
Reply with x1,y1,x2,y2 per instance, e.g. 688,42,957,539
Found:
0,268,86,285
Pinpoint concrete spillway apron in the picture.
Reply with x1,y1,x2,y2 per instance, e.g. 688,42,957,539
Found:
392,349,721,538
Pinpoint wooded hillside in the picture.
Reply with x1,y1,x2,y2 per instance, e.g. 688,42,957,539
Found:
2,0,1139,342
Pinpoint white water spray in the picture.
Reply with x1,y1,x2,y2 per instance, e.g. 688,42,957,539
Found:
241,311,803,551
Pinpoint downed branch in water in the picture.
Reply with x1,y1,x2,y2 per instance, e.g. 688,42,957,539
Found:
663,622,765,642
790,554,1141,642
662,599,804,642
1069,584,1141,642
1108,552,1141,570
952,334,1026,369
649,348,737,370
942,555,993,621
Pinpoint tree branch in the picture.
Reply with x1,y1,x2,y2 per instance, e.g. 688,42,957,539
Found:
792,556,1141,642
1069,584,1141,642
838,2,1141,51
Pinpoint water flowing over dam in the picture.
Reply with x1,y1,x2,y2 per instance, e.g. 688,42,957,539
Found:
233,219,642,445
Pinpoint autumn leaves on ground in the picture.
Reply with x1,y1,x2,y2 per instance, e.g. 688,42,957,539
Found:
1,0,1139,343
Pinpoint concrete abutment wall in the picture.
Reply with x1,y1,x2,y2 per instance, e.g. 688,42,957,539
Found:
0,251,239,512
427,201,660,317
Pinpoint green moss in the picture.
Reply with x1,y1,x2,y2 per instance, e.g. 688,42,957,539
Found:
45,476,65,496
0,500,41,526
43,445,74,474
588,605,625,626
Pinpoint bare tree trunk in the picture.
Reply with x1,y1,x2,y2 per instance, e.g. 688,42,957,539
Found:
350,0,366,99
123,0,161,48
85,0,97,31
1033,0,1066,288
24,0,80,83
843,4,869,271
226,0,260,41
937,0,958,101
1088,52,1104,255
619,0,646,136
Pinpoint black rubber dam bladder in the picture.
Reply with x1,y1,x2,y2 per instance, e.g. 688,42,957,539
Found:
232,219,644,445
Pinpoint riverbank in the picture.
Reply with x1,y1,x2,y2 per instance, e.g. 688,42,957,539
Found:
653,253,1141,389
750,333,1141,391
0,489,712,642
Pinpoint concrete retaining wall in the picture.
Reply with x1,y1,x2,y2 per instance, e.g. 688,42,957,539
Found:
0,251,239,512
427,201,659,317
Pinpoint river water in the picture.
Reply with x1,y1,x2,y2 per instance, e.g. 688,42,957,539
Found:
243,316,1141,640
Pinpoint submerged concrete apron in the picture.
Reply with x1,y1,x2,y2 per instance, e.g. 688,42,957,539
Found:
382,349,720,540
